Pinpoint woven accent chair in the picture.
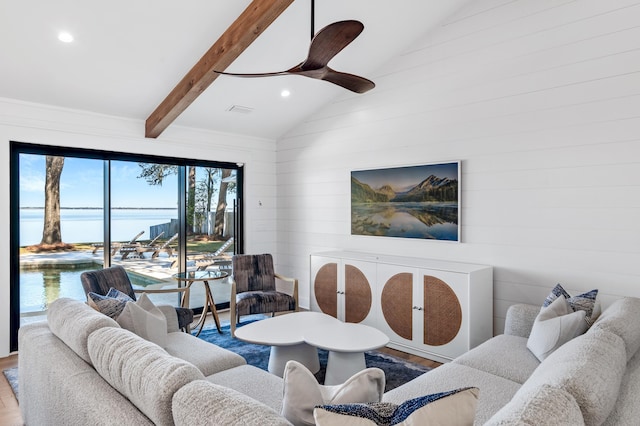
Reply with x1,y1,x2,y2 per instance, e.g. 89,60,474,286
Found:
80,265,194,331
230,254,299,337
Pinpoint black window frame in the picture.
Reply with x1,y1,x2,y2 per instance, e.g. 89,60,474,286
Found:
9,141,244,351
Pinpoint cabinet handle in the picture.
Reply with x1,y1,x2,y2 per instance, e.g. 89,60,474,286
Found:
336,291,345,295
412,306,424,311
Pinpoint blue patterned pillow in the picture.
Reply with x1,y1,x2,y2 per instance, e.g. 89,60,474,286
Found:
543,284,599,324
87,288,134,319
314,387,479,426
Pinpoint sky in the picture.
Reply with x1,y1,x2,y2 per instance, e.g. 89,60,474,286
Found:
19,154,178,208
352,162,459,192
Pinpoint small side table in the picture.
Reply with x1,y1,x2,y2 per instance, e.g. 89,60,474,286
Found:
173,270,229,336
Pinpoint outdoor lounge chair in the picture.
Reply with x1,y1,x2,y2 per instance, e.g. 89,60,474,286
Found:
119,231,165,260
91,230,145,255
169,237,234,269
136,232,178,259
195,237,234,270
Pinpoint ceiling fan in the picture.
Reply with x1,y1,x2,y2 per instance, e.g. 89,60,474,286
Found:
215,3,375,94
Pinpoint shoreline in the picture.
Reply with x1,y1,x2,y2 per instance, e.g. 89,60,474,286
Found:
20,207,176,210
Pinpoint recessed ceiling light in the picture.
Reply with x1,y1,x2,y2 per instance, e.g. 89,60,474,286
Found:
280,89,291,98
58,32,74,43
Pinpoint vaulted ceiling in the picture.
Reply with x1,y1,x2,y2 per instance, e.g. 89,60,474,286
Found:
0,0,469,139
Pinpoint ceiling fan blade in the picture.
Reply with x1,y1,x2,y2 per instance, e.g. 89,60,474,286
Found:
318,68,375,94
213,20,374,93
300,20,364,70
215,70,289,78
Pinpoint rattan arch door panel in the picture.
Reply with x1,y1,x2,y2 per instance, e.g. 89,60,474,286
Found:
310,255,376,325
380,272,413,340
312,262,338,318
344,264,372,323
423,275,462,346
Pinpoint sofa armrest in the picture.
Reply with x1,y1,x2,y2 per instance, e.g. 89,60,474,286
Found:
275,273,299,311
172,380,293,426
157,304,180,333
504,303,540,338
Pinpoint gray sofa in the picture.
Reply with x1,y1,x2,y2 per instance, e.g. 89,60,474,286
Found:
19,297,289,426
384,296,640,425
19,296,640,425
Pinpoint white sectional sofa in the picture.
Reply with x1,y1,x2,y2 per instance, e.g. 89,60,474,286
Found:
18,296,640,425
18,297,288,426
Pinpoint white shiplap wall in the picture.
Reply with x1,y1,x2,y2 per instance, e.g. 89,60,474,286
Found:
276,0,640,335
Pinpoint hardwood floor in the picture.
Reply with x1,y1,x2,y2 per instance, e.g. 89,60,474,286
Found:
377,346,443,369
0,354,22,426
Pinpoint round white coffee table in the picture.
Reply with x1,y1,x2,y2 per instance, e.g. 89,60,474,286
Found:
305,322,389,385
234,311,338,377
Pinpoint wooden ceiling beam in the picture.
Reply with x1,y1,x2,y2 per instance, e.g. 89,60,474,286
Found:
145,0,294,138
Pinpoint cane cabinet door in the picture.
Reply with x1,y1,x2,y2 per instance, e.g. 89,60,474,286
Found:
310,256,376,325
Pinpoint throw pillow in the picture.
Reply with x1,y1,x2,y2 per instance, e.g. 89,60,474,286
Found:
314,387,479,426
281,360,385,426
116,293,167,348
527,296,587,361
543,283,600,324
87,287,134,319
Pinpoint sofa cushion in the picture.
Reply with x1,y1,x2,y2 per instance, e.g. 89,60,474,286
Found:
314,387,479,426
486,384,584,425
164,331,246,376
383,363,521,425
173,380,292,426
116,293,167,347
18,322,154,426
603,348,640,425
591,297,640,361
281,360,385,426
88,327,205,426
454,334,539,384
206,364,286,413
521,328,626,425
87,287,134,319
527,296,588,361
47,297,120,365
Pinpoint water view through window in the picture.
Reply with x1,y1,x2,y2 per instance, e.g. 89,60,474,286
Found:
20,208,177,246
16,151,238,328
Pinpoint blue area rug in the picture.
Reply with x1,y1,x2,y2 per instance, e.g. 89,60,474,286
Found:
196,320,431,392
3,367,19,400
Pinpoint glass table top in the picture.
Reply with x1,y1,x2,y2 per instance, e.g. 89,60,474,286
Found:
173,270,229,281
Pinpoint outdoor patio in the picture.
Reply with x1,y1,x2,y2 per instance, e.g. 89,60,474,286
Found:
18,249,232,325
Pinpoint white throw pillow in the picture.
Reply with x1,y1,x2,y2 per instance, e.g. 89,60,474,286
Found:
314,387,479,426
527,296,587,361
116,293,167,348
281,360,385,426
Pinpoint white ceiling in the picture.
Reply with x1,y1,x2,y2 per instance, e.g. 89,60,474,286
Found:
0,0,469,140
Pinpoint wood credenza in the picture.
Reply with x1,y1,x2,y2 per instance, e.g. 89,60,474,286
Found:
310,251,493,362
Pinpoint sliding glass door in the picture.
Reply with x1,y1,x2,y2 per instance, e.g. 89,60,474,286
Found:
10,142,243,351
184,166,237,309
17,154,104,326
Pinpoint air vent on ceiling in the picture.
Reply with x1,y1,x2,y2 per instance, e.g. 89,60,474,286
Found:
227,105,254,114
